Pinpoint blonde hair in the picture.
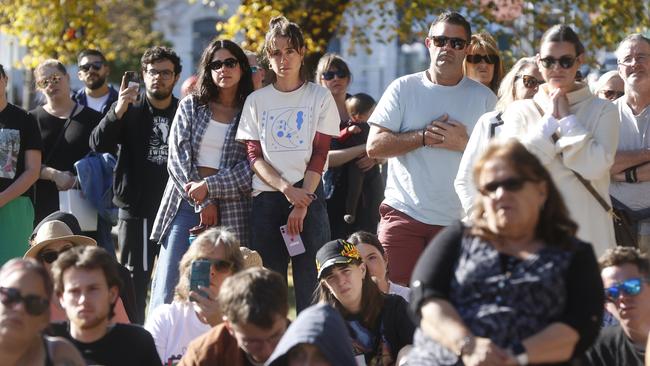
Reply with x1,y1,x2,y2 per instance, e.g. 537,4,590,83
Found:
495,57,537,112
463,32,504,94
174,227,245,302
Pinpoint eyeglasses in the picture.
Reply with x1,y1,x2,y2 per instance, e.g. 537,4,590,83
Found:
539,56,577,69
199,258,233,273
599,90,624,101
208,58,239,71
36,74,62,89
604,277,645,302
618,53,650,67
0,287,49,316
79,61,104,72
479,177,528,196
466,54,498,65
239,329,285,350
38,245,73,264
516,75,543,89
321,70,348,81
145,69,175,80
429,36,468,50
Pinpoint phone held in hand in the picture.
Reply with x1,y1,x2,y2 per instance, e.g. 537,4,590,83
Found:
122,71,141,106
280,225,306,257
189,259,211,302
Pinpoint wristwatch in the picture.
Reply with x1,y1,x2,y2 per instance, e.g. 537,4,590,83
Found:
511,342,529,365
457,335,475,358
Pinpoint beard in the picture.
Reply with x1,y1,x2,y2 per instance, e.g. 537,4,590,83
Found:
147,86,173,101
85,75,107,90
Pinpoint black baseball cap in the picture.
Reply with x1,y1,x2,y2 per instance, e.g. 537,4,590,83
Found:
315,239,362,279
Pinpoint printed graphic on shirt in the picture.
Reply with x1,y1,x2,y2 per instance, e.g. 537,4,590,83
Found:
261,107,311,152
147,116,171,164
0,129,20,179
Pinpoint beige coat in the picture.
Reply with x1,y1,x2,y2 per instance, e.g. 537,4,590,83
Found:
500,84,619,255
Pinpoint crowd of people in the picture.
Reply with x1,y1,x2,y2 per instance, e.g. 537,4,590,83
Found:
1,9,650,366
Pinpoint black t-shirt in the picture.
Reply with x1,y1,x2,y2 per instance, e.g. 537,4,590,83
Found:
0,103,42,197
31,105,101,222
49,322,162,366
583,325,645,366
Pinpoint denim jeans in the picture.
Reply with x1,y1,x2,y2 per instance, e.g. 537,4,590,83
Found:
251,183,330,313
147,200,199,318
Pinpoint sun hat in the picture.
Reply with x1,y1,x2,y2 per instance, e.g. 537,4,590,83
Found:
24,220,96,259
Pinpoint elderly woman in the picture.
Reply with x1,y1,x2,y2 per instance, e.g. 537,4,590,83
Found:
499,24,619,256
409,140,603,365
455,56,543,216
145,227,252,364
0,258,84,365
463,32,504,94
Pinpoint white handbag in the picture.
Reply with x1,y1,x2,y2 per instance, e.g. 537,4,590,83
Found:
59,189,98,231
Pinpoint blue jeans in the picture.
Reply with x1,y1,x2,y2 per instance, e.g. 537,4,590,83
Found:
251,183,330,313
148,200,199,318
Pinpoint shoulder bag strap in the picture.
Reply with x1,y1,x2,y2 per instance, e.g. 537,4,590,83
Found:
43,103,78,166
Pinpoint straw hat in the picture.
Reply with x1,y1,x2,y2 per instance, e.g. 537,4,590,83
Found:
24,220,96,259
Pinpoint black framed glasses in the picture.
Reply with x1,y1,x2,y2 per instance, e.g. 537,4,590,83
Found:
0,287,49,316
79,61,104,72
539,56,577,69
429,36,468,50
36,74,62,89
604,278,645,302
466,54,498,65
321,70,348,81
516,75,543,89
208,58,239,71
145,68,175,80
38,245,73,264
599,90,624,101
479,177,529,196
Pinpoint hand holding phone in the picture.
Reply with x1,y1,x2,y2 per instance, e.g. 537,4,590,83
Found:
189,259,212,301
280,225,306,257
115,71,141,118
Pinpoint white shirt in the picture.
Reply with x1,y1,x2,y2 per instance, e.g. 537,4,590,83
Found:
86,93,110,112
388,281,411,302
196,119,229,169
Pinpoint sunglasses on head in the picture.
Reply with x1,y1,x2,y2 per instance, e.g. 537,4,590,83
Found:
466,54,498,65
429,36,468,50
36,74,62,89
38,245,73,264
539,56,577,69
79,61,104,72
321,70,348,81
516,75,543,89
604,278,645,302
600,90,624,101
200,258,233,273
0,287,49,316
208,58,239,71
479,177,528,196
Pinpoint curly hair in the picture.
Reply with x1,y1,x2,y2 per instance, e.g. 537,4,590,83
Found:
141,46,182,75
599,246,650,274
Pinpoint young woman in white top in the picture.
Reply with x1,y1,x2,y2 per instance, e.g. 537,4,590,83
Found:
236,16,340,312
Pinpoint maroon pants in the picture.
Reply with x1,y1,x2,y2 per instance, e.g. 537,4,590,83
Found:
378,203,444,286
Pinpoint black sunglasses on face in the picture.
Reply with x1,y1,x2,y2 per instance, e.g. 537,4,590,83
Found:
321,70,348,81
516,75,543,89
539,56,577,69
479,177,528,196
208,58,239,71
429,36,468,50
466,54,498,65
199,258,233,273
0,287,49,316
38,245,73,264
600,90,624,101
604,278,645,302
79,61,104,72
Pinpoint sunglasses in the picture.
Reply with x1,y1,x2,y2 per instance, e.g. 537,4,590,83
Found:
36,74,62,89
539,56,577,69
599,90,624,101
321,70,348,81
466,54,498,65
0,287,49,316
604,278,645,302
79,61,104,72
429,36,468,50
516,75,543,89
38,245,73,264
199,258,233,273
479,177,528,196
208,58,239,71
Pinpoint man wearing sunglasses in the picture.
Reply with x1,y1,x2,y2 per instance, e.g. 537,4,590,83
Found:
584,247,650,365
366,11,496,285
609,34,650,252
90,46,181,324
73,49,118,116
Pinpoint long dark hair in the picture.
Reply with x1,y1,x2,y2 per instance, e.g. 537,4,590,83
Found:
194,39,254,106
315,260,385,329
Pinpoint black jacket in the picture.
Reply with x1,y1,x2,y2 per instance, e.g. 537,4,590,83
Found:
89,97,179,217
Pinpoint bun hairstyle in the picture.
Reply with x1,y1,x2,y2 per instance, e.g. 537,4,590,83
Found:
540,24,585,56
264,16,307,81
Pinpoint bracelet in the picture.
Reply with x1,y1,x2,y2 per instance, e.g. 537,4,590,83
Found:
422,129,426,147
510,342,528,365
625,167,638,183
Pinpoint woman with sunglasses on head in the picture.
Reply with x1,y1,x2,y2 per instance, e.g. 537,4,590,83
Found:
30,60,102,224
0,258,85,366
498,25,619,256
236,16,340,313
455,57,543,216
463,32,504,94
150,39,254,315
409,139,604,366
145,227,247,364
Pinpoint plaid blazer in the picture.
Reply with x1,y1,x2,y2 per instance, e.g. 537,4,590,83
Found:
151,95,252,245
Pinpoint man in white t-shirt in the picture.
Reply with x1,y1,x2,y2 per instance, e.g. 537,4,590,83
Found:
609,34,650,252
73,49,118,116
367,11,496,285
